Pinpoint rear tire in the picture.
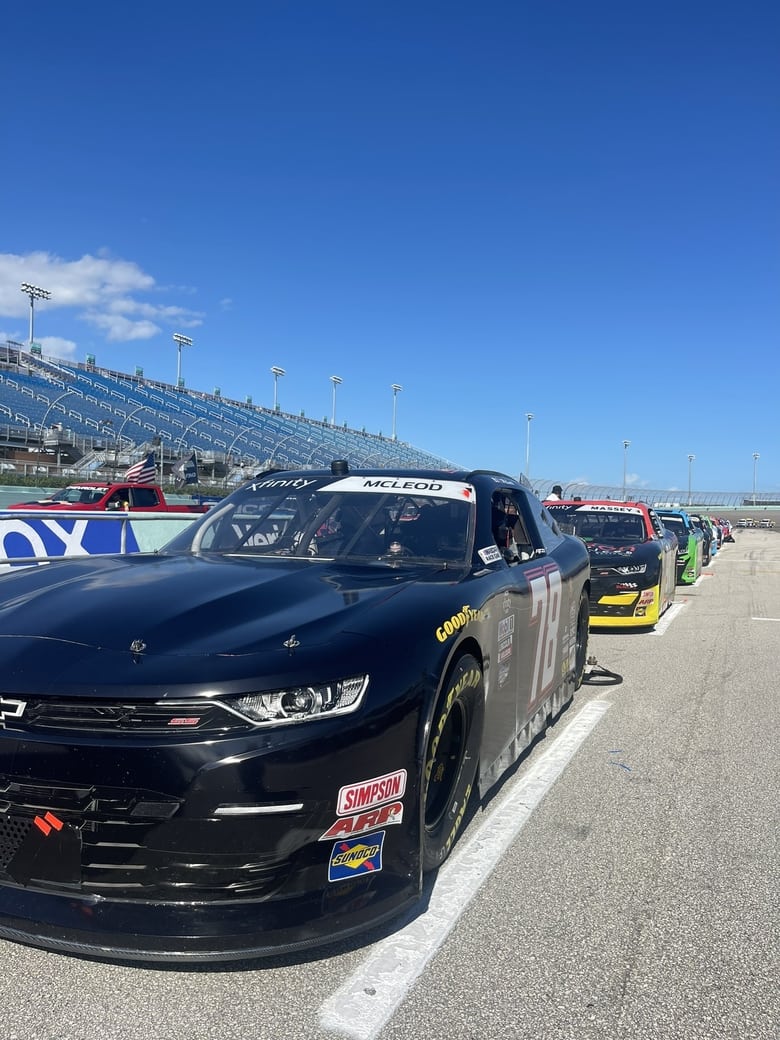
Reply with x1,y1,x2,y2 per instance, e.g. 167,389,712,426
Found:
574,590,589,689
422,654,483,872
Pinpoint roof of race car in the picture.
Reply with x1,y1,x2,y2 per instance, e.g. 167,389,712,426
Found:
249,462,531,492
546,499,651,514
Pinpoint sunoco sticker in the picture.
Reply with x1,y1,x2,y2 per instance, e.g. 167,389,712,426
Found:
328,831,385,882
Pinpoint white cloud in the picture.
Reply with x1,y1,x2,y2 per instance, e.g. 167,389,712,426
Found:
40,336,78,359
85,312,161,342
0,251,203,344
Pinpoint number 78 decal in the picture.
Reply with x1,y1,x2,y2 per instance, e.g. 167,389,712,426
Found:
526,562,562,710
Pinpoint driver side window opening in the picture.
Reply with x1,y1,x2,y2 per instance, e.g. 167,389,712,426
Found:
491,492,534,563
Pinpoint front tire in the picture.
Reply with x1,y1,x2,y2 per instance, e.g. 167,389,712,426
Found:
422,654,484,872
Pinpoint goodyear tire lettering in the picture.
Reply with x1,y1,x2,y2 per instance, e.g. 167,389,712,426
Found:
422,655,484,873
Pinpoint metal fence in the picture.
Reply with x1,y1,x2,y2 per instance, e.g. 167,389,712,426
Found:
532,480,780,510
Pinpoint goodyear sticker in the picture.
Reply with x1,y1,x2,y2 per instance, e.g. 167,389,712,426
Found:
328,830,385,882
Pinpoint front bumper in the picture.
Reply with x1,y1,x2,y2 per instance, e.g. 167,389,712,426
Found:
0,704,423,962
588,580,660,628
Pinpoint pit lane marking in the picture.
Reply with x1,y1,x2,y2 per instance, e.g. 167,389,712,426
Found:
318,699,611,1040
649,600,687,636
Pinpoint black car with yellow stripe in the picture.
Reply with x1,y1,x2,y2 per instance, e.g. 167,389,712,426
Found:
546,499,677,628
0,462,589,962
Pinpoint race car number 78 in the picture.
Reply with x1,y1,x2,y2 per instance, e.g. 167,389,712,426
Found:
528,564,562,707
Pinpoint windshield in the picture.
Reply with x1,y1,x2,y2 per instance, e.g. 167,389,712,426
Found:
163,474,475,566
548,506,647,545
658,515,688,536
51,486,107,505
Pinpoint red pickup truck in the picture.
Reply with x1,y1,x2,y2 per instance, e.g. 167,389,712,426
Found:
9,482,210,513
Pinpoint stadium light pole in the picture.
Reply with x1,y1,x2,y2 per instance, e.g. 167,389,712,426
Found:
40,389,77,432
116,404,156,445
622,440,631,501
330,375,342,425
113,404,157,478
391,384,403,441
687,454,695,506
269,431,297,465
226,424,256,460
524,413,534,478
176,416,206,454
172,333,193,386
271,366,286,411
20,282,51,346
752,452,760,506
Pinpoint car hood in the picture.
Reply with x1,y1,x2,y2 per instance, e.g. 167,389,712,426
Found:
585,541,662,565
6,500,69,509
0,553,425,693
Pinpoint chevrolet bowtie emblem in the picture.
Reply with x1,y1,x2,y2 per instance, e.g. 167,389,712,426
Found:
0,697,26,728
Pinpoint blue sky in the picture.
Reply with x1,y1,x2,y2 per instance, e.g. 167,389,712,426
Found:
1,1,777,494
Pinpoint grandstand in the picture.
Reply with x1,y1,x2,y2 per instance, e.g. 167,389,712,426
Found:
2,341,775,507
0,341,458,483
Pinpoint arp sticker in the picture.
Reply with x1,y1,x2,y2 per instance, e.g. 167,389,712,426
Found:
328,831,385,882
319,801,403,841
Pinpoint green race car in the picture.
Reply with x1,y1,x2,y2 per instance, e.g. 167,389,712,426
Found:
656,509,703,584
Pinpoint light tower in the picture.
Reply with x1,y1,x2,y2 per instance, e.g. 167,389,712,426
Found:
172,333,193,387
330,375,343,425
20,282,51,345
391,383,403,440
524,413,534,477
752,452,760,506
622,440,631,500
271,366,286,410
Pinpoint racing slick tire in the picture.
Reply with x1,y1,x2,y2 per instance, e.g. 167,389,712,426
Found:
422,653,484,873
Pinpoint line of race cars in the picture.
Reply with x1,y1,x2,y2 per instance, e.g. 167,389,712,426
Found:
544,497,735,629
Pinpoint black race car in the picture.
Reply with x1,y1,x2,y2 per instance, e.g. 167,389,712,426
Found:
546,500,677,629
0,462,590,962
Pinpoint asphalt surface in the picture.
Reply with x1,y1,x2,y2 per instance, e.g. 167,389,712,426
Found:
2,529,778,1040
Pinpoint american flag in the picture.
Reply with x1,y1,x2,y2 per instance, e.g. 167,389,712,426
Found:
124,451,157,484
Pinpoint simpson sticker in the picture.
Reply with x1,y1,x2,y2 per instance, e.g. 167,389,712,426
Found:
478,544,502,565
328,831,385,882
337,769,407,815
319,801,403,841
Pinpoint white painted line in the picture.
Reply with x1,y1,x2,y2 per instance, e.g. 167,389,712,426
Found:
752,617,780,622
651,600,687,636
318,699,611,1040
